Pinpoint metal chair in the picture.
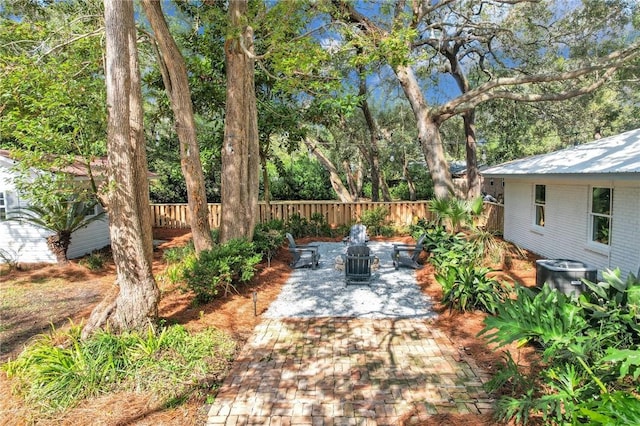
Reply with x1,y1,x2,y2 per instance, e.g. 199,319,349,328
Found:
344,244,375,285
285,233,320,269
391,234,426,270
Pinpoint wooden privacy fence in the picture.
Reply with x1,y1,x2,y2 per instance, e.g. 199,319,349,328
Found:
150,200,504,234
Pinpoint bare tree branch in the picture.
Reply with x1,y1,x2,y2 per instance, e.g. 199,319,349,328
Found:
36,28,103,63
433,40,640,118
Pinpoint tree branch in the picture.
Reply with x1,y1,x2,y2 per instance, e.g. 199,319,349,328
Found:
36,28,103,63
434,40,640,117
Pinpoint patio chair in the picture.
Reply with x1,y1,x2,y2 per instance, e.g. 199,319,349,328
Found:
342,223,370,245
344,244,375,285
286,232,320,269
391,234,427,270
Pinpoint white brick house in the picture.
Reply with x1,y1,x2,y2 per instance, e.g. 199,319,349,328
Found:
482,128,640,279
0,150,111,264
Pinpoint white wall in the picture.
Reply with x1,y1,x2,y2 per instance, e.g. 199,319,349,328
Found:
503,178,640,279
0,165,111,264
67,217,111,259
609,186,640,277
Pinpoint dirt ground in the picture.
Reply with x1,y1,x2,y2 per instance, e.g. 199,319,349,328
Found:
0,229,539,425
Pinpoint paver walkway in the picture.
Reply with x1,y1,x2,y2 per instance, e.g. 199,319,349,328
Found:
206,243,494,425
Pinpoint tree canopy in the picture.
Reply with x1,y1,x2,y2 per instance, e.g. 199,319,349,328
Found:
2,0,639,205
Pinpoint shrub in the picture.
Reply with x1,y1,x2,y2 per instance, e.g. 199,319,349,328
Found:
435,264,509,314
480,284,589,360
183,239,261,303
360,207,389,236
284,212,333,238
253,221,285,267
428,232,481,274
308,212,331,237
284,213,309,238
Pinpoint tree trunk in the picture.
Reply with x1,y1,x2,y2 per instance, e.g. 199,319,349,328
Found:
220,0,260,242
141,0,212,254
402,151,417,201
260,147,271,220
358,75,383,202
46,232,71,264
83,0,159,338
342,160,359,201
380,170,392,202
394,64,453,199
463,111,482,199
445,48,482,201
304,137,354,202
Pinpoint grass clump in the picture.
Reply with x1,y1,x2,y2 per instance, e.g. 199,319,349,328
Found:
2,323,236,415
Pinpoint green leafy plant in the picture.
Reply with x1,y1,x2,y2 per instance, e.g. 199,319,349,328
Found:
360,207,389,236
162,243,196,265
580,268,640,333
479,271,640,425
428,232,481,274
183,239,261,302
284,213,309,238
308,212,331,237
479,284,588,360
79,251,107,271
253,222,285,267
435,264,509,314
2,323,235,415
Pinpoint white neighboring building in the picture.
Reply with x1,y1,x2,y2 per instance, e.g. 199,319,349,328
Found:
0,150,111,264
482,128,640,279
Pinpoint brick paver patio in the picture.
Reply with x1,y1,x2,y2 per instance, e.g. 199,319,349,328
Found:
206,317,493,425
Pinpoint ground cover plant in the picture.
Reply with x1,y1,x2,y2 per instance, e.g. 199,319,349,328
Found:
2,324,235,416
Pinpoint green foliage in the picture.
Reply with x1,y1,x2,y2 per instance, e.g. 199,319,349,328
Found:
435,265,509,314
308,212,332,237
79,251,107,271
468,227,511,266
0,9,106,159
428,196,484,233
253,220,286,266
480,284,588,360
285,213,309,238
480,269,640,424
577,390,640,425
183,239,261,303
269,153,335,201
601,348,640,381
284,213,332,238
7,199,104,235
428,232,482,274
159,244,197,285
2,323,235,415
360,207,389,236
162,244,196,265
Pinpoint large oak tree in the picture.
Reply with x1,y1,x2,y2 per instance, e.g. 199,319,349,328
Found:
220,0,260,242
83,0,159,337
331,0,639,199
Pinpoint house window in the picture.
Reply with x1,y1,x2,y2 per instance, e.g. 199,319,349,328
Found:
0,192,6,220
534,184,545,227
590,187,612,245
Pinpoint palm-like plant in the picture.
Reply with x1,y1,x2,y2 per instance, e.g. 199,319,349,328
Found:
429,196,485,233
7,199,106,264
